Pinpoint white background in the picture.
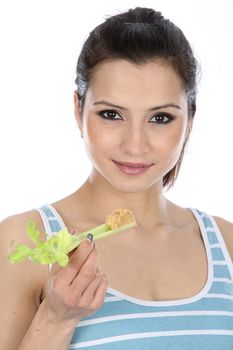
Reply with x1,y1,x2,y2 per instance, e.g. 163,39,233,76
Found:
0,0,232,222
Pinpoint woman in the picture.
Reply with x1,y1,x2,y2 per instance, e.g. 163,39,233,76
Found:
1,6,233,350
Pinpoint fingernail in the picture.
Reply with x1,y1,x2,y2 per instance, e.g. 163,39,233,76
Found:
86,233,94,242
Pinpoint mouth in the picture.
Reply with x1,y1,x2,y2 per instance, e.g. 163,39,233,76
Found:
112,160,153,176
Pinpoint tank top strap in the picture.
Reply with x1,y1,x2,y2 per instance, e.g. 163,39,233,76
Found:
34,204,66,237
191,208,233,282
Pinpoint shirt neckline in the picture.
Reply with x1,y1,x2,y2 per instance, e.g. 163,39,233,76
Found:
47,204,214,307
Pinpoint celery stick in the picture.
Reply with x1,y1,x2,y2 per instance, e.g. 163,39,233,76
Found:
90,223,135,241
68,222,135,252
8,218,136,267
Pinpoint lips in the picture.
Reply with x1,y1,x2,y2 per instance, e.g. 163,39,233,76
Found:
112,160,153,176
113,160,152,168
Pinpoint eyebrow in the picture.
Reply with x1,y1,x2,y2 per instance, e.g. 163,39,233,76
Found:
93,100,181,111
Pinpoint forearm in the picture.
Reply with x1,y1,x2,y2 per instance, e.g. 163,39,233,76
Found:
17,301,78,350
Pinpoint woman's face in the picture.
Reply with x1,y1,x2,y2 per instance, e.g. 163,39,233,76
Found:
74,59,190,193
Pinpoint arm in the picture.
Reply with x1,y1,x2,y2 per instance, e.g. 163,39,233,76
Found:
0,211,48,349
0,211,108,350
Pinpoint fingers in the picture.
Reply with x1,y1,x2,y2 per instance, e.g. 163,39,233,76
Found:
75,273,108,313
66,250,99,304
52,239,96,286
70,261,100,292
45,240,108,323
89,274,108,310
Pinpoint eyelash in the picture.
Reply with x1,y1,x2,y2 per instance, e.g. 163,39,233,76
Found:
96,109,174,124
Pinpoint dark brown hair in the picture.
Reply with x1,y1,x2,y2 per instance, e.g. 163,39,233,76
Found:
74,7,200,189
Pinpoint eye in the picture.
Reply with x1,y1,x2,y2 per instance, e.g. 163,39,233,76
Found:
149,112,174,124
96,110,122,120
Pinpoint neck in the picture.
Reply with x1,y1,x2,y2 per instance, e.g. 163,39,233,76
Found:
76,170,172,230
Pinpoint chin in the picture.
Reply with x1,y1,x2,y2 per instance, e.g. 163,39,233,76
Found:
92,165,161,192
108,177,158,194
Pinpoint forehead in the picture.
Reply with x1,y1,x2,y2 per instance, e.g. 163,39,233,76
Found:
86,59,187,110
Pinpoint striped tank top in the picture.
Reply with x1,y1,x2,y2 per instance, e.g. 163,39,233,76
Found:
35,204,233,349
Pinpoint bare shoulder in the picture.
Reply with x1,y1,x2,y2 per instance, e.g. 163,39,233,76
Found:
0,208,48,294
213,215,233,262
0,209,48,349
0,208,46,244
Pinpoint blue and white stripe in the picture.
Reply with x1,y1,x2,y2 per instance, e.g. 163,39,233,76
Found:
35,205,233,349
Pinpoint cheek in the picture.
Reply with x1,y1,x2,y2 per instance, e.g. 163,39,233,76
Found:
168,127,186,148
85,118,119,152
152,124,187,158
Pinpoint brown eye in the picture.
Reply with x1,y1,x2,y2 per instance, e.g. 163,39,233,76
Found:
150,112,174,124
97,110,122,120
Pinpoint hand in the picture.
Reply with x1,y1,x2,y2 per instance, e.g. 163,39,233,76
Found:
42,238,108,326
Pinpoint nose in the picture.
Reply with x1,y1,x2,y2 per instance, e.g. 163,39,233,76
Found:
121,124,150,156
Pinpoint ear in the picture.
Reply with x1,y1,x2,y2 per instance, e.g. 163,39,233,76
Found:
73,91,83,132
